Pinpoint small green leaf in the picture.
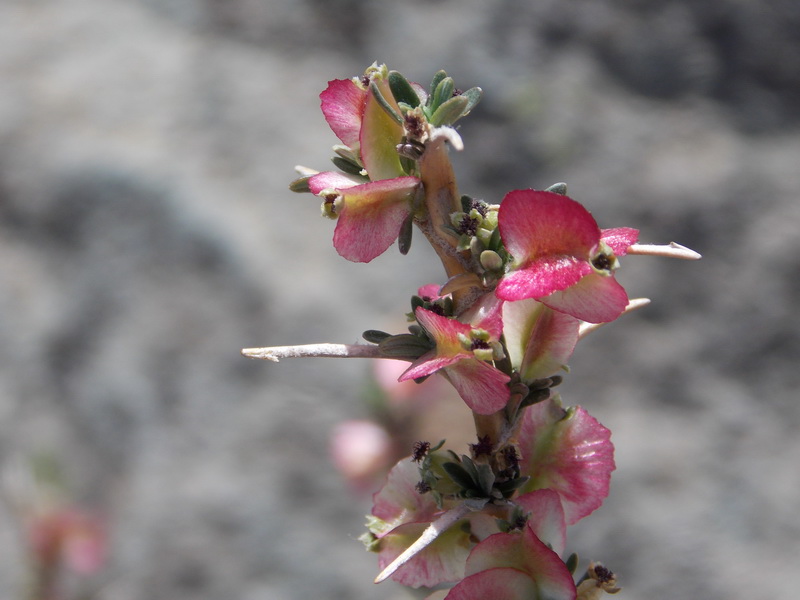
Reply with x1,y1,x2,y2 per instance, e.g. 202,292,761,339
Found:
398,213,413,255
545,182,568,195
442,461,478,491
331,156,364,176
289,175,311,193
369,80,403,124
430,94,470,126
428,70,448,106
460,87,483,115
388,70,421,107
362,330,392,344
565,553,579,575
431,77,455,113
378,334,432,359
474,462,496,497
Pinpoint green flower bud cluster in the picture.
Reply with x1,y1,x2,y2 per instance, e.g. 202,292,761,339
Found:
447,196,508,285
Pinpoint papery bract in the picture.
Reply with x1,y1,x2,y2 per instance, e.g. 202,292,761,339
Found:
309,174,421,262
502,299,580,383
370,458,494,588
399,296,510,414
320,78,367,149
442,498,576,600
496,190,638,323
517,396,615,525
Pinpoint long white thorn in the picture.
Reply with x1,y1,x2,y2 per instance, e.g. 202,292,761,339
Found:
628,242,701,260
241,343,383,362
374,502,473,584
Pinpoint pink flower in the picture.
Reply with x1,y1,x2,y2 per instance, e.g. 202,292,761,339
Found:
310,67,425,263
308,172,421,262
496,190,639,323
516,397,615,525
398,295,511,415
320,69,407,180
439,490,576,600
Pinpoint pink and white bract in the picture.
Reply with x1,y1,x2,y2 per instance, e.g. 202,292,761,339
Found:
496,190,639,323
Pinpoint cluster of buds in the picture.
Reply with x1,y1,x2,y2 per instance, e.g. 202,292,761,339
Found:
244,63,699,599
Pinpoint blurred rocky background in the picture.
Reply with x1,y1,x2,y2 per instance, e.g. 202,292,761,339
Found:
0,0,798,598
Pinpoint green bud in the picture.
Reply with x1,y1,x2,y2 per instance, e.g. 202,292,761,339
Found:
480,250,504,271
476,227,494,247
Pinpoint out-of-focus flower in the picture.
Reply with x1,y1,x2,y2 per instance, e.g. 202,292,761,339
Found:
496,190,638,323
28,508,107,576
330,420,394,489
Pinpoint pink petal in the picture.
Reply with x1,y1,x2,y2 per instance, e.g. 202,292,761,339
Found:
498,190,600,266
307,171,362,195
445,568,541,600
333,177,419,262
464,527,576,599
495,256,591,301
514,490,567,557
518,398,615,525
371,458,440,532
601,227,639,256
399,351,468,381
460,293,505,339
442,359,511,415
502,299,580,383
417,283,445,300
320,78,366,148
540,272,629,323
360,77,405,180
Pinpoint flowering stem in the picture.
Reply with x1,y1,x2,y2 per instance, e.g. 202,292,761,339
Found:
240,343,385,362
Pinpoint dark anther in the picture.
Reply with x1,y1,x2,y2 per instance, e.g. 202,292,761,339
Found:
361,75,370,87
502,446,519,468
591,253,613,271
415,480,431,494
453,88,463,97
470,435,493,457
470,339,491,351
428,303,447,316
457,214,480,236
593,564,614,583
466,198,488,217
412,440,431,462
404,113,425,140
510,513,528,531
